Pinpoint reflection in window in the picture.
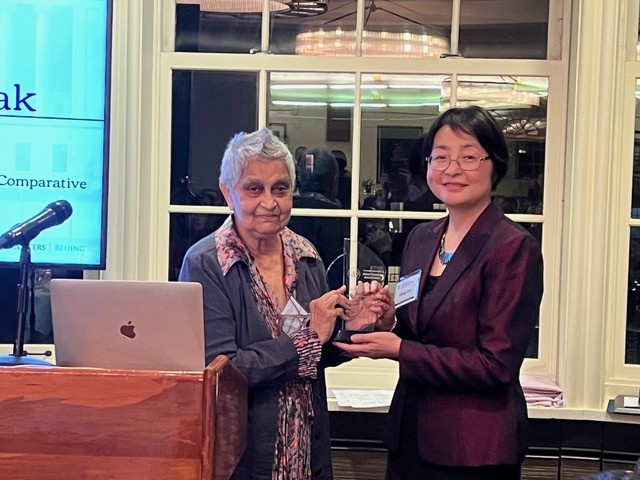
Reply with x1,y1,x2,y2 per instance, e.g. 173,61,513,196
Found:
268,72,355,208
455,76,548,215
627,228,640,365
358,73,448,212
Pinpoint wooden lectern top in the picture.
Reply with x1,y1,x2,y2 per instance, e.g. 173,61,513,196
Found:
0,355,247,480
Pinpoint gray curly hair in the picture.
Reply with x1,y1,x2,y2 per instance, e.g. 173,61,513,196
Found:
219,127,296,189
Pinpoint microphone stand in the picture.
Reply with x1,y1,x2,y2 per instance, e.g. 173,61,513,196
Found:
0,239,52,366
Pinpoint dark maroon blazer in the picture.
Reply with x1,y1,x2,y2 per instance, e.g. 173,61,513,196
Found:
386,201,543,467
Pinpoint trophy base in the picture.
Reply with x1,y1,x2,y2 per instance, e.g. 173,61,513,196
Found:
334,327,374,344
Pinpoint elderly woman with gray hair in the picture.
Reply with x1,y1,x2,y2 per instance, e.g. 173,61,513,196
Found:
179,127,390,480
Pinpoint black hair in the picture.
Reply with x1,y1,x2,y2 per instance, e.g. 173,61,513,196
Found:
331,150,348,171
422,105,509,190
297,147,339,199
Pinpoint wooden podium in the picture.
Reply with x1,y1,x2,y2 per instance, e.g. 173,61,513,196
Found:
0,355,247,479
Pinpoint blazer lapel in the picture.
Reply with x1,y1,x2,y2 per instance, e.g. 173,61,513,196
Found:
417,202,503,338
400,219,445,335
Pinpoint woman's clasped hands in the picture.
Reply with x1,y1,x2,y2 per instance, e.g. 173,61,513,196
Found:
344,280,393,331
335,281,402,359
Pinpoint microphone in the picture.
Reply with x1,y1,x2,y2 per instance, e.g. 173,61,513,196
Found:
0,200,73,250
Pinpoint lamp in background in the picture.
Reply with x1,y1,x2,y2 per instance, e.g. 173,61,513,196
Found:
200,0,290,13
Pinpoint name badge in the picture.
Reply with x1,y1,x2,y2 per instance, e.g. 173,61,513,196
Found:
279,297,310,336
394,269,422,308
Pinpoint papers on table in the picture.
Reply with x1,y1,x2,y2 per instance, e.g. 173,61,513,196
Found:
330,389,394,409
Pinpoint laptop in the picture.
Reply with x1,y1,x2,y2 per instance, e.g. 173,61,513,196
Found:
50,279,205,372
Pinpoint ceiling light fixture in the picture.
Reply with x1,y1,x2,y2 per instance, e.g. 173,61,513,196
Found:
270,84,328,89
294,0,449,58
296,28,448,57
276,1,328,17
199,0,290,14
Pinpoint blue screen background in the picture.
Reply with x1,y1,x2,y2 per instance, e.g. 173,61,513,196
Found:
0,0,109,267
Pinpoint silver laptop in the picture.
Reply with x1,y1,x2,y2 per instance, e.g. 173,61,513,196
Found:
50,279,205,371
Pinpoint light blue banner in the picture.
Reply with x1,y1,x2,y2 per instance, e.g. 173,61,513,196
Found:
0,0,109,267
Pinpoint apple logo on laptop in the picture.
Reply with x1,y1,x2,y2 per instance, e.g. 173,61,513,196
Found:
120,321,136,339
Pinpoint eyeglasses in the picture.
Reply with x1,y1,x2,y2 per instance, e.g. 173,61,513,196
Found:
427,155,491,171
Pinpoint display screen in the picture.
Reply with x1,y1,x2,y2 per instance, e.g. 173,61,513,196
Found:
0,0,111,268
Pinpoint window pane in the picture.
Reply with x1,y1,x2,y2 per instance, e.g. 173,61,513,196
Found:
169,213,228,280
268,71,356,208
175,3,261,53
455,75,548,215
359,74,449,212
627,228,640,365
459,0,549,59
171,70,258,206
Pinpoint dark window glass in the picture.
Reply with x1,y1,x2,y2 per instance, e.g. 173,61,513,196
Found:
633,129,640,218
169,213,227,281
627,228,640,365
459,0,549,59
175,4,261,54
0,267,82,344
171,70,258,207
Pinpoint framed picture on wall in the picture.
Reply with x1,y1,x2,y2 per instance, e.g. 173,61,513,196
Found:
326,106,352,142
377,126,423,182
268,123,287,143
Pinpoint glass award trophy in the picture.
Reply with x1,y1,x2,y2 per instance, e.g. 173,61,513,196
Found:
334,238,386,343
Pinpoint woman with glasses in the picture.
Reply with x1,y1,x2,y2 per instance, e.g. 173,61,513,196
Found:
336,106,543,480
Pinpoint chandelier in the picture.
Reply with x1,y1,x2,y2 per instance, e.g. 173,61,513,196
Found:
199,0,290,13
293,0,448,58
295,28,449,58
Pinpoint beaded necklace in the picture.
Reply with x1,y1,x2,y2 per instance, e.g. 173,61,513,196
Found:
438,233,454,265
